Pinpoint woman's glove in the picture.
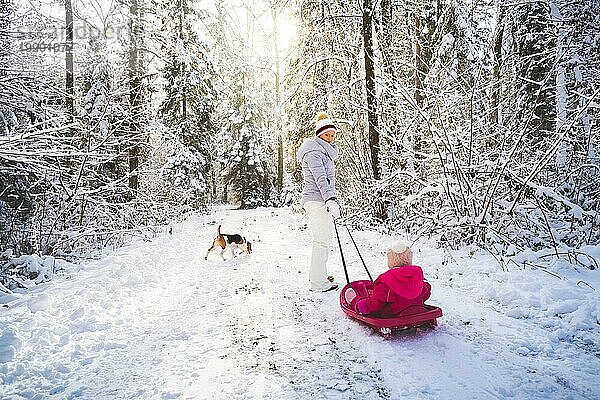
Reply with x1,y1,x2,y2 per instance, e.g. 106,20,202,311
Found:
325,198,341,219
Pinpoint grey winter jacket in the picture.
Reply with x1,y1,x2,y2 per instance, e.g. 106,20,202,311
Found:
297,137,339,204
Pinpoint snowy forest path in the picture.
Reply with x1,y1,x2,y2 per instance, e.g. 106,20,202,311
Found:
191,206,392,399
108,205,599,400
1,206,599,399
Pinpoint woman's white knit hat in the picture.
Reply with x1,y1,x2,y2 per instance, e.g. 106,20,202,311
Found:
315,111,337,136
387,241,413,268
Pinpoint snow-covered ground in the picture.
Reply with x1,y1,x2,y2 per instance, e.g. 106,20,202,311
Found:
1,206,599,399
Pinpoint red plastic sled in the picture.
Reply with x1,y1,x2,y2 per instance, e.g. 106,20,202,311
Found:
340,280,443,337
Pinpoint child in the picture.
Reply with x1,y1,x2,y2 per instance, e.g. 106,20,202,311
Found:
345,241,431,317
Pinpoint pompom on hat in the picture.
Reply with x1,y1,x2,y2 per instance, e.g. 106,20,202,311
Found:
315,111,337,136
386,241,413,268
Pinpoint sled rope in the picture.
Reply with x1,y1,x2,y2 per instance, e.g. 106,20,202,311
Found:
344,225,374,282
334,220,351,285
333,220,374,285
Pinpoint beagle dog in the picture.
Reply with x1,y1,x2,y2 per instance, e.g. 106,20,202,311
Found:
205,225,252,260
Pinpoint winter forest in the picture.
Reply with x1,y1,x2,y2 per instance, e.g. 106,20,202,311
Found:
1,0,599,282
2,0,599,278
1,0,600,398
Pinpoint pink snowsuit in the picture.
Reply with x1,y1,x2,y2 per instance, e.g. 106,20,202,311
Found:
351,265,431,318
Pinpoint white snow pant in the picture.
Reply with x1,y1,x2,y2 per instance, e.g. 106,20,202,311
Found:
303,201,334,291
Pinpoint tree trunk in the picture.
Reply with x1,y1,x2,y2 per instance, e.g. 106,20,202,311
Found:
490,3,504,127
1,2,14,80
413,4,436,156
414,15,425,107
277,134,283,191
364,0,388,221
128,0,141,191
271,4,283,192
378,0,393,77
362,0,379,180
514,1,557,140
179,1,187,122
64,0,74,124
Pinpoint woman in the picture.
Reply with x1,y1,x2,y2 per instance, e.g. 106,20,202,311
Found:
297,111,341,292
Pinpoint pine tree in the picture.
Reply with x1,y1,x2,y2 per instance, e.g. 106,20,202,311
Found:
223,80,273,209
511,0,557,141
158,0,216,209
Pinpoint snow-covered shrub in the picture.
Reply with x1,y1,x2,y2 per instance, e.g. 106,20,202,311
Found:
0,250,78,293
0,106,18,136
